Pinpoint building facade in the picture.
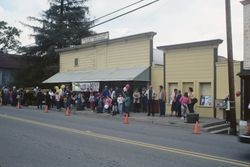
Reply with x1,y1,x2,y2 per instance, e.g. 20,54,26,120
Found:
158,40,242,118
44,32,163,94
239,0,250,121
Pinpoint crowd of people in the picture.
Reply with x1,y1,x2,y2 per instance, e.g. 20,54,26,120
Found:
0,84,197,120
0,86,34,107
170,87,198,120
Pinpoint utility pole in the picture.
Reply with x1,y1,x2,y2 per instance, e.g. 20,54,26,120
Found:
225,0,237,135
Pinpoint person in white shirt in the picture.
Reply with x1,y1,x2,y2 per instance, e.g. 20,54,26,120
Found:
145,85,156,116
117,94,124,115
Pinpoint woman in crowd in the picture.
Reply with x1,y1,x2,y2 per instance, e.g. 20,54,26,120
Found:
117,93,124,116
133,88,141,113
179,92,189,120
124,92,131,117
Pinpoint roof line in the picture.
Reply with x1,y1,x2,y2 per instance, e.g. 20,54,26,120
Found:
157,39,223,50
56,31,157,53
241,0,250,5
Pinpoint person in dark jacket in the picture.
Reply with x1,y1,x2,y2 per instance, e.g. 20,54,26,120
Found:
45,91,51,109
36,89,44,110
176,90,182,117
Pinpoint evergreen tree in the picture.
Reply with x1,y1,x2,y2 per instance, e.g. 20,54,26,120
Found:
23,0,94,57
0,21,21,53
17,0,94,87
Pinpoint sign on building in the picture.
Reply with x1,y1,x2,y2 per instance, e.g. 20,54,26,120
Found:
81,32,109,44
72,82,100,92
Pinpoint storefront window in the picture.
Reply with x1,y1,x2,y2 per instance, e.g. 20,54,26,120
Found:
182,82,193,93
199,82,212,107
74,58,79,66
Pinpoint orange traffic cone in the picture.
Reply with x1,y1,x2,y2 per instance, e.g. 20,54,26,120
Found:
123,113,129,124
65,107,71,116
16,102,21,109
193,121,200,134
44,105,48,113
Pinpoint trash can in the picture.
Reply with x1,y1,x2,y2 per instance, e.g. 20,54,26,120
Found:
186,113,199,123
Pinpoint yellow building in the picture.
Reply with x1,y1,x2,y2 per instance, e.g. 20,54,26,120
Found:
216,59,241,120
158,39,242,119
44,32,163,93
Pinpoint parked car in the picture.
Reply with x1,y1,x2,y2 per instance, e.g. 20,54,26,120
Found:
238,120,250,144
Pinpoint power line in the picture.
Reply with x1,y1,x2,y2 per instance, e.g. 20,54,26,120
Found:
93,0,145,22
21,0,160,47
89,0,160,29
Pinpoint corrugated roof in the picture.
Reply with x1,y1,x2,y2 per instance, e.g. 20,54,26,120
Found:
43,66,150,83
157,39,223,51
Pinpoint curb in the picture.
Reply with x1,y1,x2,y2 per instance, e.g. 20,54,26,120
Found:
18,106,207,130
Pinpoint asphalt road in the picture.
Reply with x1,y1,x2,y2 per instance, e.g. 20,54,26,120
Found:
0,106,250,167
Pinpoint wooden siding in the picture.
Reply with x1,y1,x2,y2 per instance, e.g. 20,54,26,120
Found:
106,39,150,68
151,65,164,99
166,46,214,81
165,46,216,117
60,37,150,72
60,48,96,72
216,62,241,120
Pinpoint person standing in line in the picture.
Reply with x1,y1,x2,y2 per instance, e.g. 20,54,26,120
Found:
111,87,118,115
12,87,17,106
175,90,182,117
179,92,189,120
89,92,95,112
170,89,178,116
124,92,131,117
141,87,147,113
117,94,124,116
159,85,166,117
188,87,195,113
133,88,141,113
146,85,156,116
3,87,9,105
49,89,55,108
45,91,51,109
36,89,44,110
55,91,61,110
8,88,13,106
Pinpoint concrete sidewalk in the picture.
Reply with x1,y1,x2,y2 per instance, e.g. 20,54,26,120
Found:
25,105,223,130
73,109,222,130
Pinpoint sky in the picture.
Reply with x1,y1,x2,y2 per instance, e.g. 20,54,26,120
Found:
0,0,244,60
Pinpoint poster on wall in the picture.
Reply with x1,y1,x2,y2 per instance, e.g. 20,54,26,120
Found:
200,95,212,107
215,99,226,109
72,82,100,92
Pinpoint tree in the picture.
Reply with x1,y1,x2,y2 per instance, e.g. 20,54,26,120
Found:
0,21,21,53
23,0,94,57
17,0,94,86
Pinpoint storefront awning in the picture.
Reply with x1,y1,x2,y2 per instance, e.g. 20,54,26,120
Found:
238,70,250,78
43,66,150,83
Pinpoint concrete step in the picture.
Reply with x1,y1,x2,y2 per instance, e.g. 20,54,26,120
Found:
203,123,230,132
202,120,227,128
210,128,230,134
